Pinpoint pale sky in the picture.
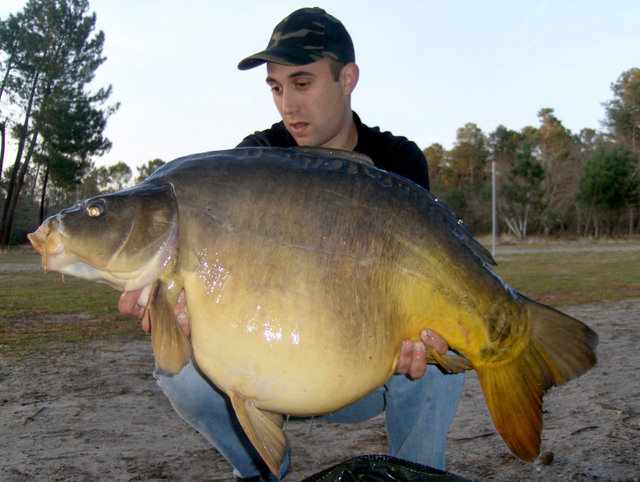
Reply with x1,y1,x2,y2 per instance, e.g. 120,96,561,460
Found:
1,0,639,170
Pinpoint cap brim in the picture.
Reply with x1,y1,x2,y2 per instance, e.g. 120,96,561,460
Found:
237,47,320,70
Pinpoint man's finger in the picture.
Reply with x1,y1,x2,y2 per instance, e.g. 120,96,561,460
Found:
395,340,413,374
421,329,448,355
118,290,138,314
118,291,145,319
141,308,151,333
408,341,427,379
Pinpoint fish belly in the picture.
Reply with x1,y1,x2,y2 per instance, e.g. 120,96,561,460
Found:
181,241,401,416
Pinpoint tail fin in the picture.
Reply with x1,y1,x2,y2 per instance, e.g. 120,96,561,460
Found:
476,296,598,461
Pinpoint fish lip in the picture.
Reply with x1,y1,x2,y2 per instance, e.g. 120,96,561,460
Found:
28,222,66,273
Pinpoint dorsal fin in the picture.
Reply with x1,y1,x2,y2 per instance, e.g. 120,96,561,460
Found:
295,146,374,165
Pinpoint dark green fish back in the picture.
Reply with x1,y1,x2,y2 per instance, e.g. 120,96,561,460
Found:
145,147,496,267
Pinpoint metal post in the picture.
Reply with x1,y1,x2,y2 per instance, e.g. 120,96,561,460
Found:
492,159,497,258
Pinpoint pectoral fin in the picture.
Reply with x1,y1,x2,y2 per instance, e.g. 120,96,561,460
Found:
148,278,191,374
229,392,286,478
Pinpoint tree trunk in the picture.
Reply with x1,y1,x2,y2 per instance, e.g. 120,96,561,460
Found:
0,71,39,248
1,129,39,247
1,154,22,244
0,121,5,184
39,164,50,225
0,51,17,101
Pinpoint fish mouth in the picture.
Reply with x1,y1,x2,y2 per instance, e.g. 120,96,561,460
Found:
28,220,113,282
27,217,178,292
28,221,67,273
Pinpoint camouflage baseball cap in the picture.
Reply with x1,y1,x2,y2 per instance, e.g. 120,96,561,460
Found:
237,7,355,70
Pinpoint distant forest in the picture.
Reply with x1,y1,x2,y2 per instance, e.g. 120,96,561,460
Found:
1,1,639,246
424,74,639,240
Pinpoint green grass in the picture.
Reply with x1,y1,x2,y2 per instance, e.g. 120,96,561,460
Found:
0,247,40,264
494,248,640,306
0,270,125,317
1,265,144,356
1,314,143,357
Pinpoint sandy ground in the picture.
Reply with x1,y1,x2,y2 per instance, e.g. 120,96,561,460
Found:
1,299,639,481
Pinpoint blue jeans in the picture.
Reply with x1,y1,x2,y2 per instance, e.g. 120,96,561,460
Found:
156,357,465,480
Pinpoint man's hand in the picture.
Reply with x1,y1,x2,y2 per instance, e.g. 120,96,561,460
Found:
118,289,150,332
118,289,190,337
395,329,449,379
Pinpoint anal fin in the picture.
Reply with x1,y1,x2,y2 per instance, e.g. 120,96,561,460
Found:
229,392,286,478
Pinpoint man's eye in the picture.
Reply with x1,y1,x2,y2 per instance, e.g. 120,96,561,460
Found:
270,85,282,94
295,81,309,89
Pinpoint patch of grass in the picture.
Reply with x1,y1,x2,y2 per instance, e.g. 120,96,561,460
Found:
0,247,40,264
1,315,145,358
493,249,640,306
0,268,146,356
0,271,121,317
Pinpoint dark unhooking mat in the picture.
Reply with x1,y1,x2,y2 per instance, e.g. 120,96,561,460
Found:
302,455,471,481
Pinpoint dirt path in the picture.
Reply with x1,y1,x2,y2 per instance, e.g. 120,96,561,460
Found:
1,299,639,481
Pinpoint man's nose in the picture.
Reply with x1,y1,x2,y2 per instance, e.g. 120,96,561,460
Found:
281,87,299,114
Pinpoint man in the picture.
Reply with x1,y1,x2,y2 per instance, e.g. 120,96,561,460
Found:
119,8,465,481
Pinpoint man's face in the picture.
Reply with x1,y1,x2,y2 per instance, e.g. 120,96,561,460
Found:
266,58,355,149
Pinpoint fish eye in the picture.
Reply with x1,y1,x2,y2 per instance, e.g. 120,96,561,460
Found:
85,200,105,217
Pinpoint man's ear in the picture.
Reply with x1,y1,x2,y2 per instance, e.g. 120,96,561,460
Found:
340,62,359,95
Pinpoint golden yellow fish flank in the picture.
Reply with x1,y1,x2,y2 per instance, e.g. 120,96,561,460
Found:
28,147,597,477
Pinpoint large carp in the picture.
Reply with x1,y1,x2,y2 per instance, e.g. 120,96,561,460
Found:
28,147,597,476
